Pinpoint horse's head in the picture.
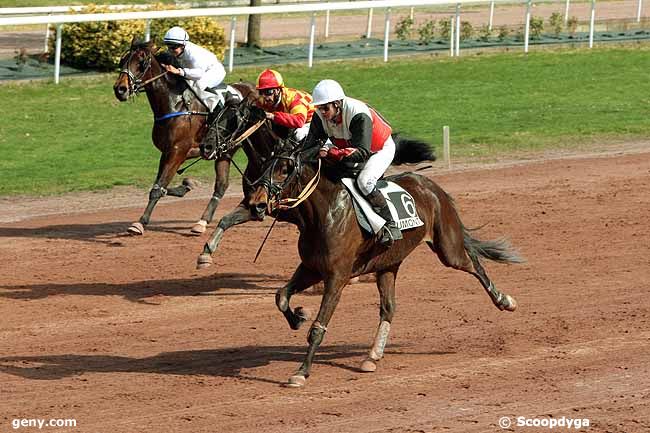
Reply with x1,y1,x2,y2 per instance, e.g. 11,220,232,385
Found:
113,40,157,101
200,96,266,160
248,147,318,221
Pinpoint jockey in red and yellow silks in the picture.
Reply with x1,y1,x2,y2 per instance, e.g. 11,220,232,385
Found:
255,69,315,142
303,79,402,247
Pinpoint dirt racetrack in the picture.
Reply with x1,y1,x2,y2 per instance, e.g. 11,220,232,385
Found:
2,145,650,433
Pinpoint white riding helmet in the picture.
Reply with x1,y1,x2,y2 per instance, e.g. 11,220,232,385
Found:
312,79,345,106
163,26,189,46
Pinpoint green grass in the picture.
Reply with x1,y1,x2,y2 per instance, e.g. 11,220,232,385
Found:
1,46,649,196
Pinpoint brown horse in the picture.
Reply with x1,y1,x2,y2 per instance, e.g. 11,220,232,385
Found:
113,40,253,236
247,145,522,387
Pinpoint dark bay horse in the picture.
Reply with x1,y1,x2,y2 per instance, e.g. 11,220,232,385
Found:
247,145,522,387
113,41,251,236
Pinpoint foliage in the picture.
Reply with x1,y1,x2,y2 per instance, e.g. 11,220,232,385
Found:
460,21,474,41
529,16,544,40
395,17,414,41
549,12,564,36
49,3,225,71
478,24,493,42
3,48,650,196
417,19,436,45
497,25,510,41
438,18,451,40
567,16,579,35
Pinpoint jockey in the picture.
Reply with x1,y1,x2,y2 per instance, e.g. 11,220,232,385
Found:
304,79,402,247
160,26,227,112
255,69,315,142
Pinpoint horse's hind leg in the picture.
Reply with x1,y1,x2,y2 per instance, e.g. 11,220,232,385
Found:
426,240,517,312
191,159,231,234
196,202,252,269
360,266,399,373
288,272,349,388
277,263,322,330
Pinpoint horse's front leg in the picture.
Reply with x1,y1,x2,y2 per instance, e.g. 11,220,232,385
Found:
277,264,322,330
287,272,350,388
191,159,230,234
128,148,186,235
196,202,252,269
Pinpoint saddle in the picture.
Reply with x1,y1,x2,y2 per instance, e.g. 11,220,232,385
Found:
341,178,424,236
192,83,242,113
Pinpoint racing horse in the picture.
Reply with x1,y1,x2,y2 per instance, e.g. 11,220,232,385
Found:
247,146,522,387
113,40,250,236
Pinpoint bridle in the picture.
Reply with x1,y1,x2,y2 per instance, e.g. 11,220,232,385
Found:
118,47,167,97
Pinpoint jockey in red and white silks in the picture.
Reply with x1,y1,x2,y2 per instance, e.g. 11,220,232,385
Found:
304,79,402,246
161,26,226,112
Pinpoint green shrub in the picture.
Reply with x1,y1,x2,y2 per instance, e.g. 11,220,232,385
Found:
529,16,544,39
497,25,510,41
395,16,414,41
417,19,436,45
478,24,492,42
460,20,473,41
549,12,563,36
566,16,579,35
438,18,451,40
50,3,225,71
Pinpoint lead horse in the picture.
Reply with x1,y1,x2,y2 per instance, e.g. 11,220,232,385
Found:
113,40,253,235
247,146,522,387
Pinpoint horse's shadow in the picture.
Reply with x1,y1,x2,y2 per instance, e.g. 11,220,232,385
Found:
0,344,452,385
0,219,224,244
0,272,284,304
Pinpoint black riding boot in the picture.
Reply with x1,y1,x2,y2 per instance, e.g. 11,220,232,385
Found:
366,188,403,246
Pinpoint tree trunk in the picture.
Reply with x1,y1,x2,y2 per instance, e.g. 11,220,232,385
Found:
247,0,262,48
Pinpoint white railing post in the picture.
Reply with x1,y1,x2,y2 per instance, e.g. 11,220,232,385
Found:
144,19,151,41
54,24,62,84
637,0,643,22
308,12,316,68
44,21,50,53
228,16,236,72
488,1,495,31
589,0,595,48
410,6,414,20
383,8,391,62
450,15,455,56
366,8,373,39
325,9,330,38
455,3,460,57
524,0,531,53
564,0,570,24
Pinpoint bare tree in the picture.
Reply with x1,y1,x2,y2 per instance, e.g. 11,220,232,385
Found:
247,0,262,48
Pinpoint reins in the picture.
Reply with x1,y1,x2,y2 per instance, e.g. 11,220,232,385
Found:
275,158,321,211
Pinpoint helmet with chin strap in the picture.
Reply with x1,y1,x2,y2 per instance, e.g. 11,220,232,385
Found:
163,26,189,46
312,79,345,106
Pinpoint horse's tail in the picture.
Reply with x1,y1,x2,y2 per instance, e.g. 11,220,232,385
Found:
392,133,436,165
463,228,524,265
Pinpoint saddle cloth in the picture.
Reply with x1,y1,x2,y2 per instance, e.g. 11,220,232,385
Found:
341,178,424,235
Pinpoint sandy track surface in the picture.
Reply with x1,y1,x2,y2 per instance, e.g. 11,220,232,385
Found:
2,145,650,432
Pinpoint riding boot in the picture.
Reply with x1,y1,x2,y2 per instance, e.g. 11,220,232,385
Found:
365,188,403,246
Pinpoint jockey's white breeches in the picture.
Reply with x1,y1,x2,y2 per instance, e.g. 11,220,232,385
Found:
356,135,396,196
193,64,227,112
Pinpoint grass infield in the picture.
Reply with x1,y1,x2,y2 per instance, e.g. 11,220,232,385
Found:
1,46,648,196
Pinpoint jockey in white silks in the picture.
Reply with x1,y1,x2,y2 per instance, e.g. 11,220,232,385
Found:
303,79,402,247
160,26,227,113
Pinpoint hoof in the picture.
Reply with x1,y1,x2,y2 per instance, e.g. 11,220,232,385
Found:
502,295,517,312
286,375,306,388
182,177,198,190
360,358,377,373
127,222,144,236
191,220,207,234
196,254,213,270
294,306,312,323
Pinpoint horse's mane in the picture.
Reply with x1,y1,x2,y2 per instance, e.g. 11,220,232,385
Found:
155,50,181,68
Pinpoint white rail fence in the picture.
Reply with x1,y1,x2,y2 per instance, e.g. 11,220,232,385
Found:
0,0,645,83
